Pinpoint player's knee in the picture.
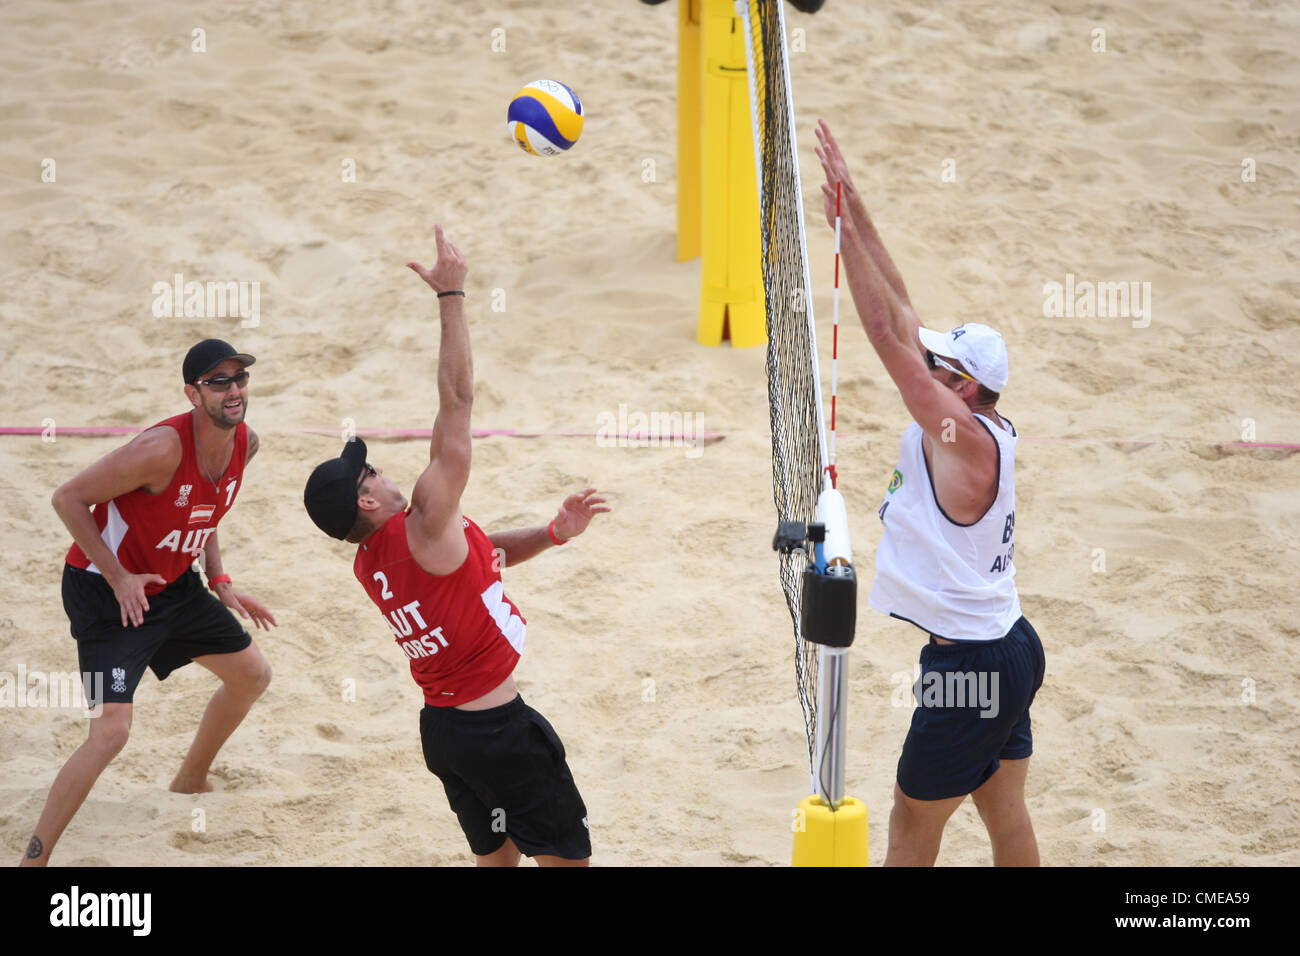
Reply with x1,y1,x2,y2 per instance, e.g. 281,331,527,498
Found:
88,713,131,757
227,654,271,698
252,657,272,695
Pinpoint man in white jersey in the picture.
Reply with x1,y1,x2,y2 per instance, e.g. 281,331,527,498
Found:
816,121,1045,866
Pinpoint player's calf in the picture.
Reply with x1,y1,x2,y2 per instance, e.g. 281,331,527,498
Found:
19,704,134,866
168,646,271,794
970,757,1039,866
884,783,966,866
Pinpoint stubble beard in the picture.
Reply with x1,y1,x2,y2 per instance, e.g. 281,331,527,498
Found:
206,394,246,430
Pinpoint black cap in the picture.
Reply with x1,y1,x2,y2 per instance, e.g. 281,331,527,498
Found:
304,438,368,540
184,339,256,384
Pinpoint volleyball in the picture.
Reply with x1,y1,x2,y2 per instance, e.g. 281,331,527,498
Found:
507,80,584,157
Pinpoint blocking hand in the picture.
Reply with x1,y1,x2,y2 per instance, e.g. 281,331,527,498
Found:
814,119,861,231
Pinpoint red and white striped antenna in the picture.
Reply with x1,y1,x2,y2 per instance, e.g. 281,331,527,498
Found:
826,180,842,490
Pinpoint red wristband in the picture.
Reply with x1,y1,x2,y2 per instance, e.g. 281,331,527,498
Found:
208,574,232,590
547,520,568,546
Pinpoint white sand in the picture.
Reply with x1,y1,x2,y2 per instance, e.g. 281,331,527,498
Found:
1,0,1297,866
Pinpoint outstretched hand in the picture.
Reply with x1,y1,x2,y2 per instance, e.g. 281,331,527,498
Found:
813,119,860,231
407,223,468,294
552,488,611,542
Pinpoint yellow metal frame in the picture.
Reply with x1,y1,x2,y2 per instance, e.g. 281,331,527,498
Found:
678,0,766,348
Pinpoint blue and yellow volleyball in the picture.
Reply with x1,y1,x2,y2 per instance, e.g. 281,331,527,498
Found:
507,80,584,157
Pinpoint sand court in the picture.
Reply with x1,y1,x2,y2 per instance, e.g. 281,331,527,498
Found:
1,0,1298,866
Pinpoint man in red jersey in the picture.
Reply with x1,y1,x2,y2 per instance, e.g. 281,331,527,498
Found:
304,226,608,867
20,339,277,867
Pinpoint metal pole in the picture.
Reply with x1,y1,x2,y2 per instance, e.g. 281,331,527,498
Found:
815,643,850,807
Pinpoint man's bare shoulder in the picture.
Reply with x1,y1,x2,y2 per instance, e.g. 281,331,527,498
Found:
58,424,184,504
133,423,184,452
125,425,185,476
925,421,1000,523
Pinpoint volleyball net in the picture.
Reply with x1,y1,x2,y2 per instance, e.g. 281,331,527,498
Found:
742,0,830,789
741,3,866,865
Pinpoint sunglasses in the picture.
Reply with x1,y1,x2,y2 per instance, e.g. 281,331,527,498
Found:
356,463,377,493
195,370,250,390
925,350,974,381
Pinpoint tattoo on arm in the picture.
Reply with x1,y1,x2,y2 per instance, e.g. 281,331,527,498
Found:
247,429,259,464
26,835,43,859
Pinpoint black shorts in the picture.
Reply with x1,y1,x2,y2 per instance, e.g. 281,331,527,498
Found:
420,696,591,861
896,615,1046,801
62,564,251,705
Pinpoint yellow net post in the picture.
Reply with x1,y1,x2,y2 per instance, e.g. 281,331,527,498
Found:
676,0,701,263
679,0,766,347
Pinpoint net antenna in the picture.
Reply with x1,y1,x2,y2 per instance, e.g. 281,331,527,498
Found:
742,0,867,864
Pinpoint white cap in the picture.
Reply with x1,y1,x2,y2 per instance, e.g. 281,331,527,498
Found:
918,323,1009,393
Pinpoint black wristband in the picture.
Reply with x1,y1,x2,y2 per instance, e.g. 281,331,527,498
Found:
437,290,465,298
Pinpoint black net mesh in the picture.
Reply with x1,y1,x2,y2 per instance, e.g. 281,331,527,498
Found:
748,0,824,779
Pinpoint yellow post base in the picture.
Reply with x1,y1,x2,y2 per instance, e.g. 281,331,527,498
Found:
792,795,869,867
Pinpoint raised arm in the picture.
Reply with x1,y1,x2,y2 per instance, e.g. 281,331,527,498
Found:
816,122,991,459
814,119,920,340
404,225,473,563
52,427,179,626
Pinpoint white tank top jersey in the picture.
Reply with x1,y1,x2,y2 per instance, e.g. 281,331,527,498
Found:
868,413,1022,642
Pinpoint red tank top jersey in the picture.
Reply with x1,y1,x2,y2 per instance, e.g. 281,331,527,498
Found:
66,411,248,596
353,512,526,707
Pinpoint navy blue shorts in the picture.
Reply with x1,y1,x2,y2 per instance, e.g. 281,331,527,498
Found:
896,615,1045,801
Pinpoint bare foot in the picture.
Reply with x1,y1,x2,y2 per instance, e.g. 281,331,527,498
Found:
169,775,215,794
